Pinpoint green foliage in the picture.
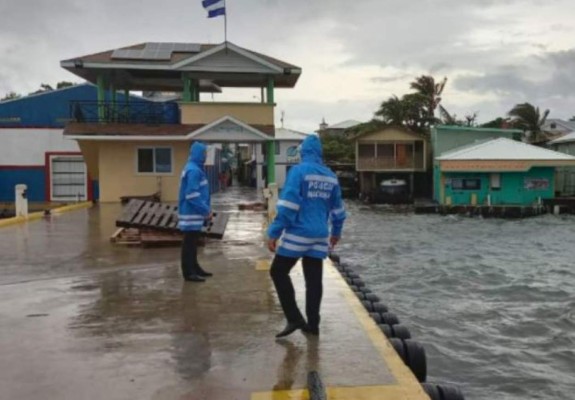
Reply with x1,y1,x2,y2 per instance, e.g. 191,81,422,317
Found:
1,91,21,101
321,134,355,163
481,117,510,129
56,81,75,89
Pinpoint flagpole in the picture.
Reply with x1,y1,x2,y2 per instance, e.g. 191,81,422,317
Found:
224,0,228,45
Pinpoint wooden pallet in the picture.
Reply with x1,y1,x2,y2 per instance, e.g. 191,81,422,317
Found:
111,227,184,248
116,199,229,239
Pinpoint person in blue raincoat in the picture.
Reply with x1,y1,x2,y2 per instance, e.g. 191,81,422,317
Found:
267,134,347,337
178,141,213,282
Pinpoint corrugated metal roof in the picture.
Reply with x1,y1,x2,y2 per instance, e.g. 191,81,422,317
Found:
544,118,575,132
550,131,575,145
327,120,362,130
274,127,309,141
437,138,575,161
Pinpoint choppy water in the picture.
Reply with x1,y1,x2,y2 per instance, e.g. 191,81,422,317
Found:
338,202,575,400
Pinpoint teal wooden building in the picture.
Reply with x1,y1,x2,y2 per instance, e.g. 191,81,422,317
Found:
432,126,575,206
549,132,575,196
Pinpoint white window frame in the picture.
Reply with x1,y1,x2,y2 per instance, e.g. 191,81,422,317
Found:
135,146,174,176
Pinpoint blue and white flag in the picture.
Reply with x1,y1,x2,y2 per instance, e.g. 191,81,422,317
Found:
202,0,226,18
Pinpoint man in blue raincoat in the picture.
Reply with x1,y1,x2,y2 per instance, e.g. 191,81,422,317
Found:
178,141,213,282
267,135,347,337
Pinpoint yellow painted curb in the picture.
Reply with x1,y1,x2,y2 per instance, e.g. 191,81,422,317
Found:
50,201,93,214
0,211,46,228
255,259,272,271
251,260,430,400
0,202,93,228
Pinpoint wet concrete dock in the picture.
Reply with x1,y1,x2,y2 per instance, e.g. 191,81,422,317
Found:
0,188,428,399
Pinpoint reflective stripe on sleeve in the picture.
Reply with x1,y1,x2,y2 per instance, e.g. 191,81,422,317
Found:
185,192,201,199
277,199,300,211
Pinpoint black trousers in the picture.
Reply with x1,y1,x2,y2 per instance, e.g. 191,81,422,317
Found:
270,255,323,328
181,231,201,278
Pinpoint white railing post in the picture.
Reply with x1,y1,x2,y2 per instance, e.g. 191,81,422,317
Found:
15,184,29,218
263,183,278,224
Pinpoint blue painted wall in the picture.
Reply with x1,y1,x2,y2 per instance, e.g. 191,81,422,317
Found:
0,169,45,202
0,84,176,128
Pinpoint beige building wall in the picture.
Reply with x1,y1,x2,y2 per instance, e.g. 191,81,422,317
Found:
180,103,274,125
96,141,191,203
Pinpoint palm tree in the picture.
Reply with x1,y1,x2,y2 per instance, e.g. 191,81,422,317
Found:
375,95,407,126
410,75,447,124
507,103,550,143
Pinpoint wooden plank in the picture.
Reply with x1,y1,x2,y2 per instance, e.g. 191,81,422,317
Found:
156,204,176,228
140,230,183,248
110,228,124,243
132,201,155,227
205,212,230,239
142,202,161,226
149,203,167,226
116,199,145,227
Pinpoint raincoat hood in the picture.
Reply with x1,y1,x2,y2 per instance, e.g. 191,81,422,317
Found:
301,135,323,164
189,141,207,166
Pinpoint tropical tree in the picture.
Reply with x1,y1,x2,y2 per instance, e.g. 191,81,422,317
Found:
410,75,447,125
375,95,408,126
507,103,550,143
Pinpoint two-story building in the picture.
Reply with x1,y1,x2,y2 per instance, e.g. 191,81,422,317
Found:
61,42,301,202
353,126,429,202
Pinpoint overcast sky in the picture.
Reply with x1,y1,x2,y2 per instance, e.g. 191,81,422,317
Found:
2,0,575,131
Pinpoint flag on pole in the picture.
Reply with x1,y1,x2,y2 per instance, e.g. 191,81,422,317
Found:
202,0,226,18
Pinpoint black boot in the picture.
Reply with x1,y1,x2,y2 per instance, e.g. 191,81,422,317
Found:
302,324,319,336
184,274,205,282
196,266,213,277
275,320,306,338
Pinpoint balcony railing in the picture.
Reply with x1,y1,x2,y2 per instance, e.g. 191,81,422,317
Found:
357,156,424,171
70,101,180,124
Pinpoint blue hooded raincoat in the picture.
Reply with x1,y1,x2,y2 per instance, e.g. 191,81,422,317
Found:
267,135,347,259
178,142,211,231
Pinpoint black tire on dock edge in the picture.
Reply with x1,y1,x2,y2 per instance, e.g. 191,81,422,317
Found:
381,312,400,325
423,383,465,400
438,384,465,400
361,300,375,312
392,324,412,339
365,293,380,302
390,338,427,383
404,339,427,382
372,303,389,313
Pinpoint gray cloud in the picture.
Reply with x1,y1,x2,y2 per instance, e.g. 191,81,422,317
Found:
1,0,575,127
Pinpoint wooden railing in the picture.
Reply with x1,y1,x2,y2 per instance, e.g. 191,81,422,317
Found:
357,156,424,171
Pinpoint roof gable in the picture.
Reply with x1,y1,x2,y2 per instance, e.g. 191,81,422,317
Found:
188,116,272,142
176,44,281,74
358,127,423,142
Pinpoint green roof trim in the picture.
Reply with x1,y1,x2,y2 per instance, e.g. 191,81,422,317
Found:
434,125,523,134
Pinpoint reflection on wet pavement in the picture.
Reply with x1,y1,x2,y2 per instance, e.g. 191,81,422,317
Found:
0,187,401,400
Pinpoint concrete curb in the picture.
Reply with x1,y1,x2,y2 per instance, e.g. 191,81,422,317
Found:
0,202,93,228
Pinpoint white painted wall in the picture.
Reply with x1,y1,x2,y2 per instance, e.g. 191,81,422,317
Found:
255,141,302,189
0,129,80,165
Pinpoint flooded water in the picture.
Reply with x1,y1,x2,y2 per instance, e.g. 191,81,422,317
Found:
339,201,575,400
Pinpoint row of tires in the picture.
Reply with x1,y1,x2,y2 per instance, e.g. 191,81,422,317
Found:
330,254,465,400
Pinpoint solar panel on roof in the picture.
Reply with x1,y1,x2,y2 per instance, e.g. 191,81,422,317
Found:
111,42,201,61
